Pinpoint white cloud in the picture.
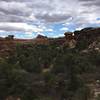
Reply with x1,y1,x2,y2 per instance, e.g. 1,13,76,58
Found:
60,27,68,31
0,22,43,33
45,29,53,32
76,27,83,31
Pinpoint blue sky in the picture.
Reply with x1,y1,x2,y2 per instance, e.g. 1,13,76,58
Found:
0,0,100,39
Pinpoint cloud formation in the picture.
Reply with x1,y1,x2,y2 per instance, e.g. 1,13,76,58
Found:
0,0,99,38
0,22,43,32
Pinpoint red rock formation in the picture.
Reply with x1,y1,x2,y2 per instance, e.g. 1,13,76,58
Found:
64,32,75,40
33,35,49,45
64,32,77,48
74,27,100,42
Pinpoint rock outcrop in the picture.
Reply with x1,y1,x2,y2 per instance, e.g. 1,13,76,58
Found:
33,35,49,45
74,27,100,44
64,32,77,48
5,35,14,40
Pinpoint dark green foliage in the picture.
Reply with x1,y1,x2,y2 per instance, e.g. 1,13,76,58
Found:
76,39,89,50
0,42,99,100
96,94,100,100
0,59,39,100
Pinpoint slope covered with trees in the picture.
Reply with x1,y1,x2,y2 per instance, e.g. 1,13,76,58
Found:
0,27,100,100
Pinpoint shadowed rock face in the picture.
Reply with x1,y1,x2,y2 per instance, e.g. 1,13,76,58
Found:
74,27,100,50
74,27,100,43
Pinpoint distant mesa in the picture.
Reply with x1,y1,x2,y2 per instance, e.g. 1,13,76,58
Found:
34,34,49,45
36,34,47,39
5,35,14,40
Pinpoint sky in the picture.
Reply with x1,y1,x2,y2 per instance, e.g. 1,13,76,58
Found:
0,0,100,39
